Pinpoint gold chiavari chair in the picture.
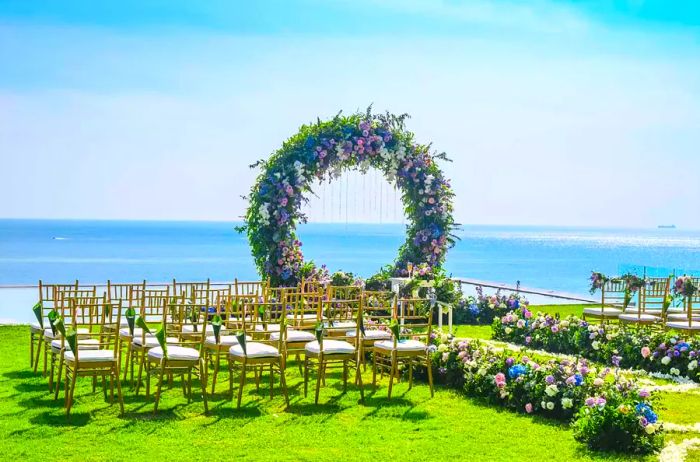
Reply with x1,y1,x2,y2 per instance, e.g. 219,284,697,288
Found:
201,295,251,394
273,288,317,373
582,278,625,322
228,300,289,409
304,298,364,404
354,291,394,370
50,292,101,395
372,297,434,399
126,288,171,389
666,278,700,334
54,295,125,416
30,280,78,372
106,280,146,333
300,277,323,294
618,278,664,326
142,299,208,414
41,285,97,379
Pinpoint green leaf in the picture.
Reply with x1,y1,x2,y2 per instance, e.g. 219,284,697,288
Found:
32,301,43,328
135,316,152,335
125,307,136,336
314,322,324,348
47,309,59,336
389,319,401,346
211,314,222,344
155,324,167,357
65,327,78,354
235,331,247,355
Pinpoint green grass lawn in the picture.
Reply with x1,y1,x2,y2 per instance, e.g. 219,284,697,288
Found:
0,325,655,461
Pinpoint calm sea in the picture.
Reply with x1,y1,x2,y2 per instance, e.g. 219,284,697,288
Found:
2,219,700,295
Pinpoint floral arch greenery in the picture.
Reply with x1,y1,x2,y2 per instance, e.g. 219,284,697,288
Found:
239,109,457,287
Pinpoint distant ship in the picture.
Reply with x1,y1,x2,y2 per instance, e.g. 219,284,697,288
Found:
658,225,676,229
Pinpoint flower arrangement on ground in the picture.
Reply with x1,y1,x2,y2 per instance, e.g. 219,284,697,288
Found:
493,306,700,382
427,337,663,454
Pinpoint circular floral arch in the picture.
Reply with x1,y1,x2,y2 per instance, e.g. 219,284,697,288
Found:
241,109,456,287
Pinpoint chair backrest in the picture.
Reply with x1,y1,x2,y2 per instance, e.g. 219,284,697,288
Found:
319,297,362,346
107,280,146,304
284,287,321,329
134,287,171,323
235,279,267,298
241,299,285,350
327,285,362,302
640,277,670,313
361,290,395,330
60,295,121,363
35,280,79,328
160,300,204,353
601,278,626,309
395,297,432,344
172,279,210,303
300,277,323,294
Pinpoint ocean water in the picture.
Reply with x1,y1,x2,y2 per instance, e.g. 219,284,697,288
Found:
2,219,700,294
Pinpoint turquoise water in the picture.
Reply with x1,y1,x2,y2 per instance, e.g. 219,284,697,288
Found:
1,219,700,295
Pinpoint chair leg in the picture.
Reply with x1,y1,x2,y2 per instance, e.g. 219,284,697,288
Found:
211,353,220,395
387,352,397,399
228,360,234,399
237,363,246,409
48,351,55,391
114,368,125,415
314,360,323,405
33,336,43,373
372,352,378,386
269,364,274,399
426,354,434,398
279,364,290,410
30,333,35,368
135,350,145,396
199,361,209,414
303,358,309,397
342,360,348,393
66,369,77,416
356,361,365,404
43,341,48,377
122,344,131,384
153,363,166,414
408,362,413,390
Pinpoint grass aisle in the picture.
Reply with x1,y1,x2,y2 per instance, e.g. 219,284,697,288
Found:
0,324,651,461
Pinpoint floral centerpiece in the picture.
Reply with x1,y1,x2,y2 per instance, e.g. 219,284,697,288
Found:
589,271,609,295
674,276,698,299
238,108,456,287
621,273,645,309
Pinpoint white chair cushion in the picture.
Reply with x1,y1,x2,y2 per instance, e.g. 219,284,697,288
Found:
618,313,660,322
119,328,146,338
51,338,100,351
270,329,316,342
148,346,200,361
229,342,280,358
30,322,43,332
305,340,355,355
666,313,700,321
254,323,281,332
181,324,215,334
322,321,356,329
287,313,318,321
132,336,179,348
582,307,621,317
65,350,116,363
204,334,251,346
347,329,392,339
666,321,700,331
44,327,90,339
374,339,427,351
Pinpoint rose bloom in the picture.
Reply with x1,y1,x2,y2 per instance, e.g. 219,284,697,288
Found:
525,403,533,413
641,347,651,358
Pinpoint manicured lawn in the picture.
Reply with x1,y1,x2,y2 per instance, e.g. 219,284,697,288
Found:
0,325,653,461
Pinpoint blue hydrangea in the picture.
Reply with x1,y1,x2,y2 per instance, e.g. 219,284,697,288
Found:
635,403,658,424
508,364,527,379
574,374,583,386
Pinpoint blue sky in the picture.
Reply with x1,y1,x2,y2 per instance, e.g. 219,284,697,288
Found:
1,1,699,227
